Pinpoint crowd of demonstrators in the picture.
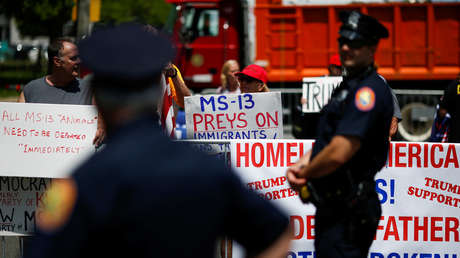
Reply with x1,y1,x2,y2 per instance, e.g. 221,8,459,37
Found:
235,64,270,93
17,37,106,146
433,74,460,143
13,10,422,258
24,24,291,258
287,10,394,258
217,59,241,94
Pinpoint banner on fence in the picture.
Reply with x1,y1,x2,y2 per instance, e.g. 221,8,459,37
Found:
0,102,97,178
302,76,342,113
185,92,283,140
230,140,460,257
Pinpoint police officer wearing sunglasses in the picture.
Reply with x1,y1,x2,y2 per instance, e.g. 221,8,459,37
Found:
287,11,394,257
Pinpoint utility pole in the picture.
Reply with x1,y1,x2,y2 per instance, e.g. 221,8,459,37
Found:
77,0,90,39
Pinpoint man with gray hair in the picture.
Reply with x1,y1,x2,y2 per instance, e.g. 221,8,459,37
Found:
18,37,105,146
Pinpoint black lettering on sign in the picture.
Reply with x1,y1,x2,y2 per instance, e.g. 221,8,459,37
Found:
0,208,14,222
0,177,50,191
24,211,35,232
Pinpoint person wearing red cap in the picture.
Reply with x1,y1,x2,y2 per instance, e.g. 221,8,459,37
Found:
328,53,343,76
235,64,270,93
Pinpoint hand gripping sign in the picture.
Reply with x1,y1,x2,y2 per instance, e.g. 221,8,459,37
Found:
185,92,283,140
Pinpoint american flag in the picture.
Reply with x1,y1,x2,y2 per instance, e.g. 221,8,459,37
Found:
159,75,175,139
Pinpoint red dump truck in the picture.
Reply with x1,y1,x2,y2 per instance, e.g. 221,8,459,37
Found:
164,0,460,141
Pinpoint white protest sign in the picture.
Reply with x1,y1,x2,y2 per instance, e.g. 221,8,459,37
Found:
0,102,97,178
0,176,51,235
302,76,342,113
230,140,460,257
185,92,283,140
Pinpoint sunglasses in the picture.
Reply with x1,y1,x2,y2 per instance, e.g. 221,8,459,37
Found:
238,75,261,83
338,37,368,49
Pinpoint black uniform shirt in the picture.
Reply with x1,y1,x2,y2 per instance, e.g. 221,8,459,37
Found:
440,79,460,143
25,115,288,258
311,68,394,183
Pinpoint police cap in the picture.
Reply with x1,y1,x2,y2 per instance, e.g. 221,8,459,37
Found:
78,23,175,90
339,11,389,43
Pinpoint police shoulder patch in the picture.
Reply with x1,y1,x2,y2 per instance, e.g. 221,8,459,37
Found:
355,86,375,111
36,178,78,232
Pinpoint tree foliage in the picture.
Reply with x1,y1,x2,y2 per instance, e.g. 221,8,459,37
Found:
0,0,74,39
100,0,172,27
0,0,173,39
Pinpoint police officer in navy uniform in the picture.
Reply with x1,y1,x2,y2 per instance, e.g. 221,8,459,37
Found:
287,11,394,257
24,24,291,258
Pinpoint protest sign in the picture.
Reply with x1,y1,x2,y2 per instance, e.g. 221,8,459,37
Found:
184,92,283,140
0,176,51,235
0,102,97,178
230,140,460,257
302,76,342,113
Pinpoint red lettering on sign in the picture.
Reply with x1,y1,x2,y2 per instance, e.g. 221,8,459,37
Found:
445,217,460,242
226,113,236,128
193,114,203,131
423,144,429,167
291,216,304,240
267,111,279,127
236,143,249,167
290,215,315,240
306,215,315,240
431,217,443,241
395,143,407,167
431,144,443,168
204,114,215,130
408,143,422,167
399,216,412,241
251,143,264,167
286,143,297,166
414,217,429,241
445,144,459,168
383,216,399,241
216,114,225,130
267,143,284,167
237,113,247,128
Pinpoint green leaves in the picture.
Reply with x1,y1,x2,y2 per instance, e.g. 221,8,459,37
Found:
100,0,172,27
0,0,74,38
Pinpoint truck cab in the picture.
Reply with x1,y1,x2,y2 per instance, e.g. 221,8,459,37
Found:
166,0,242,89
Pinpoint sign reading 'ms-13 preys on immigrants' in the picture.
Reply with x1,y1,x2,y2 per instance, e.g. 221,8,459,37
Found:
302,76,342,113
185,92,283,140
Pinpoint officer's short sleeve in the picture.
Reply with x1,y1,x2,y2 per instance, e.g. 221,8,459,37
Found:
390,88,402,121
336,85,383,138
222,169,289,255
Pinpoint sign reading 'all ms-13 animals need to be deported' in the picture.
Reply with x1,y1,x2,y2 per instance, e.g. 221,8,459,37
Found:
302,76,342,113
0,102,98,178
185,92,283,140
